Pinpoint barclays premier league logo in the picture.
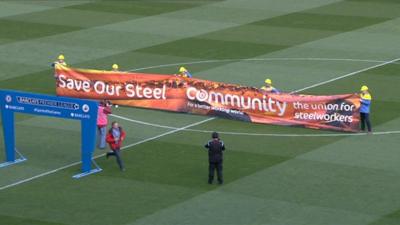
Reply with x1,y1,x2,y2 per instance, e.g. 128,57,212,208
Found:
82,104,90,113
5,95,12,103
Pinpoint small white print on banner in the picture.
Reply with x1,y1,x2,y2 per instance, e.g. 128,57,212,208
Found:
293,102,355,122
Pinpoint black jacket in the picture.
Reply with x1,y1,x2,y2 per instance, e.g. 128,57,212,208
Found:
205,139,225,163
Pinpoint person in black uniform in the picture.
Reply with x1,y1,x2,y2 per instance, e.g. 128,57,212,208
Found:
204,132,225,184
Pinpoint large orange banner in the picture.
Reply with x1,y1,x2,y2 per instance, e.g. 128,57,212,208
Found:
55,65,361,132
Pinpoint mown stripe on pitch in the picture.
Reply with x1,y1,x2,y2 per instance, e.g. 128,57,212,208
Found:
0,1,105,20
252,13,388,32
1,8,140,29
0,19,81,43
135,7,392,59
0,0,219,45
0,214,68,225
223,157,400,215
347,0,400,4
368,208,400,225
137,38,289,60
194,24,340,46
65,0,222,16
307,0,400,19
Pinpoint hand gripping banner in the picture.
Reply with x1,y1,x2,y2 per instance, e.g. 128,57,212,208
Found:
55,65,361,132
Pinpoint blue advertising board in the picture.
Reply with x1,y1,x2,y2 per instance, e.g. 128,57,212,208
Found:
0,89,101,178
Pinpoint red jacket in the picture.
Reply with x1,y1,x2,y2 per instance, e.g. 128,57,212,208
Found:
106,128,126,150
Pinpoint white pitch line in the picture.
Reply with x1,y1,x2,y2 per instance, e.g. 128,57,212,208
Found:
111,114,178,130
293,57,400,93
119,117,215,150
0,117,214,191
110,114,400,137
129,57,399,95
195,130,400,137
1,57,398,191
129,57,393,72
0,161,82,191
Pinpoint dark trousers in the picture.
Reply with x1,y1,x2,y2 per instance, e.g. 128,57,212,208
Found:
107,149,124,170
209,161,223,184
360,112,372,132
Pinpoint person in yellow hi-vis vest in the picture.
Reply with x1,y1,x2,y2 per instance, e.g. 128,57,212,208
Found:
359,85,372,133
261,79,279,94
52,54,67,67
112,64,119,72
111,64,120,108
52,54,67,79
178,66,192,78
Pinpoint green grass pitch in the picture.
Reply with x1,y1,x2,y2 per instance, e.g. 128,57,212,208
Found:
0,0,400,225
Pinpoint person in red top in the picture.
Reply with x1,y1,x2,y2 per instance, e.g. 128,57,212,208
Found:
106,121,126,171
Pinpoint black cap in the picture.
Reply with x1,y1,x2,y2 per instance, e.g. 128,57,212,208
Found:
212,132,219,139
